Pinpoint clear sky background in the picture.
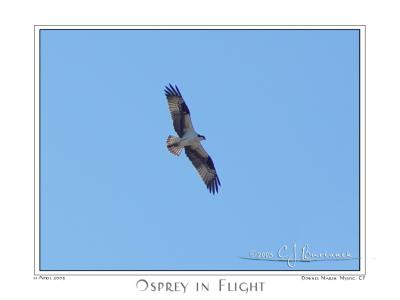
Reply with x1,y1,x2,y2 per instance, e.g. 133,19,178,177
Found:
40,29,359,270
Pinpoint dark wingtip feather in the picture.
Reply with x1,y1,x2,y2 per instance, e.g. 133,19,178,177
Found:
164,83,182,98
207,177,221,195
175,85,182,97
164,85,173,97
169,83,177,95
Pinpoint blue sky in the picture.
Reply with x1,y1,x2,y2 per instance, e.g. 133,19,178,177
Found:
40,29,360,270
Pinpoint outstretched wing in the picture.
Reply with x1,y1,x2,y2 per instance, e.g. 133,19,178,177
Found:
164,84,194,137
185,144,221,194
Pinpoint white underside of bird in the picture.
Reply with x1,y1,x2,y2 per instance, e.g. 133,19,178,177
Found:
166,130,203,156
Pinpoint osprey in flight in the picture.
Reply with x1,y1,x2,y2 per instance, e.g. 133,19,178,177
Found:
164,84,221,194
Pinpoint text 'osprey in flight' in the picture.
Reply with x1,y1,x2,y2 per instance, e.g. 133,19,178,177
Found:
164,84,221,194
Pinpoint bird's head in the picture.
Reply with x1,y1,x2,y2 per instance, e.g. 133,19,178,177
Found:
197,134,206,141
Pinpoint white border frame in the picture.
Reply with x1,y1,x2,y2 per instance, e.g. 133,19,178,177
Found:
34,25,366,276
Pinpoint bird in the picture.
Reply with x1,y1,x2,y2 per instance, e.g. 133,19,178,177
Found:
164,84,221,194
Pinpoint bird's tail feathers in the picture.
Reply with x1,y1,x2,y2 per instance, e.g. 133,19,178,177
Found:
166,135,183,156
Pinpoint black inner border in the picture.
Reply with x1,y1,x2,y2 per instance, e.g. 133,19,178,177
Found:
35,27,364,274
